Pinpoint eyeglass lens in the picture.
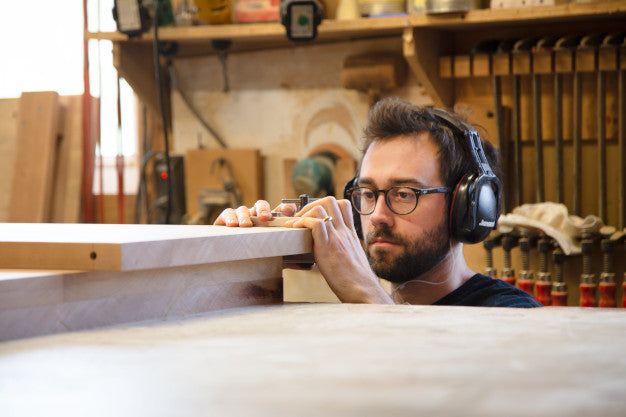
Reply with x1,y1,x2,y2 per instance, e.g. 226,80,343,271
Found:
352,187,417,215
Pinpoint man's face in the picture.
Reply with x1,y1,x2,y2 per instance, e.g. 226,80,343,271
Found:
358,134,450,284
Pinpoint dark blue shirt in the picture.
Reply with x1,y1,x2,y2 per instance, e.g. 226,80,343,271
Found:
433,273,542,308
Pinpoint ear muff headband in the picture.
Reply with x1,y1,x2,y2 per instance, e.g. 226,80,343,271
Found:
430,108,502,243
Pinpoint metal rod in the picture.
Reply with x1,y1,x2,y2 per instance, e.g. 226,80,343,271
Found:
533,72,544,202
512,75,523,207
554,72,564,204
492,74,507,213
597,69,607,223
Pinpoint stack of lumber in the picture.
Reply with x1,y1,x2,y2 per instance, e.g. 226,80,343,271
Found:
0,92,95,223
0,223,312,341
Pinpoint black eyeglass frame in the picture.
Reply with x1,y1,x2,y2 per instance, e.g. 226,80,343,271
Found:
350,185,451,215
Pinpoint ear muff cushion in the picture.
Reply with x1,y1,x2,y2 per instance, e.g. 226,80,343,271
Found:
449,173,471,241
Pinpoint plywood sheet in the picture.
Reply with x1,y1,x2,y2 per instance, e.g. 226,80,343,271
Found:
1,304,626,416
0,223,311,271
0,257,283,341
184,148,264,220
8,91,60,222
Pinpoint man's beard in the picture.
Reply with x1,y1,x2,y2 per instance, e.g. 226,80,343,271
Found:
365,221,450,284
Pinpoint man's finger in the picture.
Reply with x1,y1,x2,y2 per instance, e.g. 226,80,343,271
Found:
253,200,273,220
236,206,253,227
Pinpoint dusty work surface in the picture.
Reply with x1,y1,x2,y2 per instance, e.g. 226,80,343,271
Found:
0,223,312,270
1,303,625,417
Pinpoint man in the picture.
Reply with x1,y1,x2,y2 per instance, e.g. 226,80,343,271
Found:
215,97,541,307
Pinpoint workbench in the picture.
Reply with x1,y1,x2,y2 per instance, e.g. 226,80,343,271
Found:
1,303,625,416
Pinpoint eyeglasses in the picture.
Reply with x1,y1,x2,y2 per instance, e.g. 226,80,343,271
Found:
350,185,451,215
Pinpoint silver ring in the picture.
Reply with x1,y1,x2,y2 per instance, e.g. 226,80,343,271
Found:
323,216,333,223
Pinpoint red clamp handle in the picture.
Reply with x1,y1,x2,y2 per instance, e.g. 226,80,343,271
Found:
551,291,568,306
579,283,597,307
535,281,551,306
518,280,535,297
599,282,617,308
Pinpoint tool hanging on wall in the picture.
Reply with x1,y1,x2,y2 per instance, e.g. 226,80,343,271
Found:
573,34,604,216
531,37,558,203
599,33,626,225
511,38,536,207
212,40,231,93
535,232,552,306
617,37,626,228
482,232,502,278
499,225,517,286
517,228,535,297
551,240,567,306
598,226,623,308
579,228,597,307
472,39,508,213
553,35,582,204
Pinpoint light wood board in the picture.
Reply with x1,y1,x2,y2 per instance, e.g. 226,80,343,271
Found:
0,257,283,341
52,95,84,223
1,303,625,416
8,91,60,223
0,223,312,271
0,98,19,221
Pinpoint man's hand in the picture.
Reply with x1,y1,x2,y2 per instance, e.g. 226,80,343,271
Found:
285,196,394,304
213,200,297,227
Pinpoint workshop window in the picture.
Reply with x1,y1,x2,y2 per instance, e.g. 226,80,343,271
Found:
1,0,139,196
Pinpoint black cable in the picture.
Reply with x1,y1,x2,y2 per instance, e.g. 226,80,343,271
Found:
152,0,173,224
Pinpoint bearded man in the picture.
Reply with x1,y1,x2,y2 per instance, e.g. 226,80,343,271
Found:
216,97,540,307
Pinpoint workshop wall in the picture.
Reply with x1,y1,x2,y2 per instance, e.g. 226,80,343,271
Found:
170,37,432,206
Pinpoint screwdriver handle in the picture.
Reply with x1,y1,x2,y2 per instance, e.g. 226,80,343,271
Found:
580,283,597,307
599,282,617,308
535,281,552,306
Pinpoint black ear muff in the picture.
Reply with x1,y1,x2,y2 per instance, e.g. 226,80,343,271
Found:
449,173,501,244
343,177,362,239
431,108,502,244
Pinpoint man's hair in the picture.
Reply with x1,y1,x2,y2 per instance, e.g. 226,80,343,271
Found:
359,97,501,190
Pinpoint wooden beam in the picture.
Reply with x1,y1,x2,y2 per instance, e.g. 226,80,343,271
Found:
0,257,283,341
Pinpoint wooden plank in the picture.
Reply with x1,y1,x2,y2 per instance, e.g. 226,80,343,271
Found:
0,223,312,271
1,304,626,415
184,148,264,221
0,256,283,341
0,98,19,222
472,54,491,77
8,92,60,223
52,96,84,223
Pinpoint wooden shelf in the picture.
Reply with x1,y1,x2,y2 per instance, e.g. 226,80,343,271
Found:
87,1,626,115
86,2,626,45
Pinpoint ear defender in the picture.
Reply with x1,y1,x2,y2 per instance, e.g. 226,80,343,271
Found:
431,108,502,244
343,109,501,244
343,177,363,239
